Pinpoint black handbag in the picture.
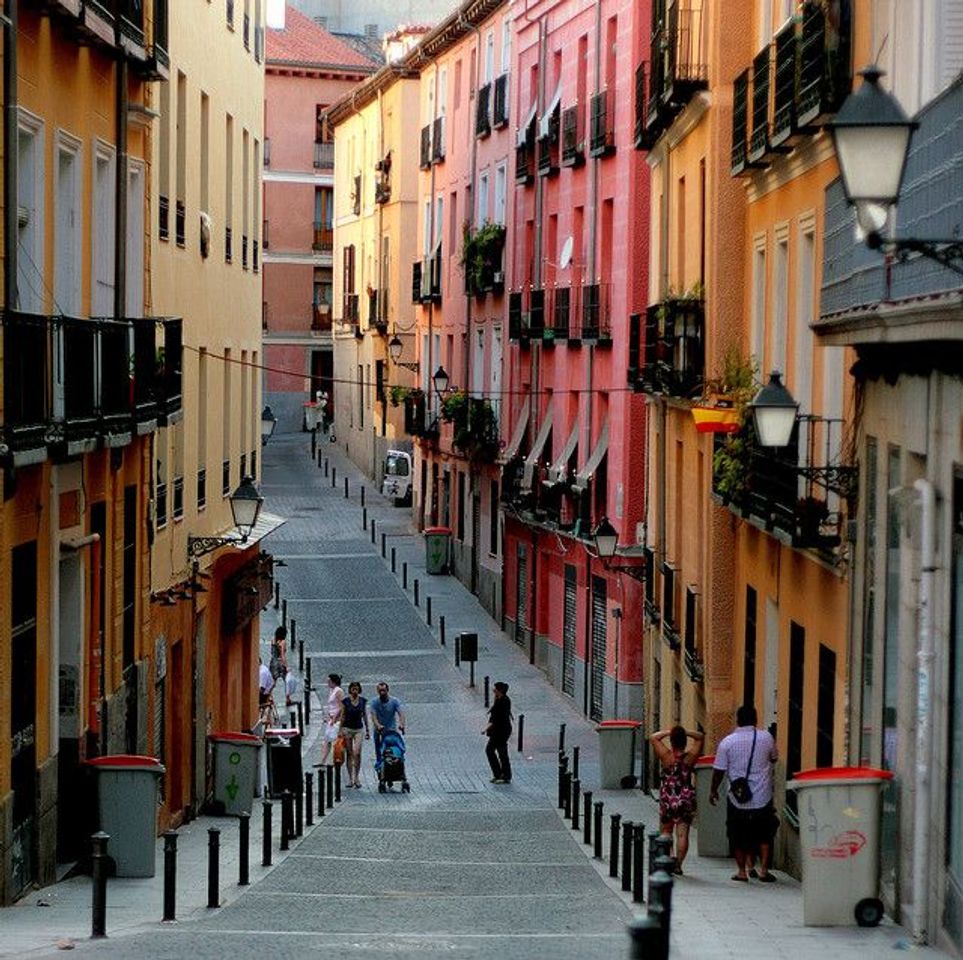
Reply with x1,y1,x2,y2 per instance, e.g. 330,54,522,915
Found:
729,728,757,804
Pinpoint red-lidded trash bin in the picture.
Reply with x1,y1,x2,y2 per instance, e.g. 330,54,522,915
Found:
694,755,729,857
597,720,641,789
209,732,261,816
88,755,165,877
787,766,893,927
424,526,452,574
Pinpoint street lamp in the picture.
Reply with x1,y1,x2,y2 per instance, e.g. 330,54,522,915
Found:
388,333,419,373
750,371,799,449
260,405,277,446
188,475,265,559
829,66,963,274
591,517,645,581
432,365,450,396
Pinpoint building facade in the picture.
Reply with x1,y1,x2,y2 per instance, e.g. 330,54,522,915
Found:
500,0,651,721
262,7,378,434
0,0,169,901
287,0,453,39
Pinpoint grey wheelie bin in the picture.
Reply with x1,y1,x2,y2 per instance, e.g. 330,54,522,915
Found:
210,731,262,815
694,755,729,857
597,720,641,789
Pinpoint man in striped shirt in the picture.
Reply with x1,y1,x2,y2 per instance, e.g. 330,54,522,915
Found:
710,704,778,882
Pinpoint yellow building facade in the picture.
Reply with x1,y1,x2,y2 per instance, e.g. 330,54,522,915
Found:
329,66,420,483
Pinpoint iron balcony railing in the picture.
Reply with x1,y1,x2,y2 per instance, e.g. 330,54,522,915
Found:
312,303,332,332
508,291,525,342
771,18,798,147
549,286,571,341
242,234,248,269
730,69,751,175
175,199,185,246
748,46,771,164
528,288,545,337
225,225,233,262
159,194,169,240
313,140,334,170
641,296,705,397
197,468,207,510
538,105,560,176
312,222,334,252
3,312,51,455
476,82,492,137
343,294,359,324
581,282,611,342
222,459,231,496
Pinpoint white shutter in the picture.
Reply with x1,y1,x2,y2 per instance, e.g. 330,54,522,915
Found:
939,0,963,91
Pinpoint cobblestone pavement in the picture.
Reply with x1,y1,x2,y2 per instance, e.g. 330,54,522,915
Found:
21,432,952,960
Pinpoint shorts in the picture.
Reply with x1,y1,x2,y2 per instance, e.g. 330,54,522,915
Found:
727,801,778,853
342,727,364,745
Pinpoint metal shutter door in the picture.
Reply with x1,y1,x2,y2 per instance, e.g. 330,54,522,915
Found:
562,566,577,696
590,575,607,721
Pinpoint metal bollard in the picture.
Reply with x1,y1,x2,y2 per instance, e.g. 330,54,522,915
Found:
572,745,580,780
326,765,334,809
609,814,621,878
344,476,349,498
324,458,329,478
381,532,386,558
298,639,304,673
633,823,646,903
334,763,342,802
207,827,220,908
653,853,677,878
305,772,314,826
91,831,109,938
317,447,322,468
289,709,297,729
558,754,569,809
558,722,566,753
652,835,673,869
295,784,304,837
163,830,178,920
628,914,666,960
262,800,273,866
414,579,419,607
274,582,280,610
583,791,593,846
484,675,490,707
318,768,326,817
282,599,287,630
391,547,396,572
297,702,304,736
426,596,432,626
622,820,634,892
305,658,312,725
238,813,250,887
517,714,525,753
371,519,376,545
280,791,292,851
290,618,297,662
594,801,604,859
363,507,368,531
454,633,460,667
439,615,446,646
402,562,408,590
648,869,674,938
331,466,336,487
571,778,581,831
648,831,662,875
361,486,366,508
562,771,572,819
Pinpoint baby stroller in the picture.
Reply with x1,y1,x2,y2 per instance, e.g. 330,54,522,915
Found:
378,729,410,793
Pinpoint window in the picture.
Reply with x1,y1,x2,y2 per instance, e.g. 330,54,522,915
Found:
158,81,170,240
817,644,836,767
225,115,234,261
787,621,805,811
127,161,145,316
176,71,187,247
501,16,512,74
472,327,485,398
222,348,232,495
200,92,210,212
772,231,788,374
423,199,431,258
859,437,878,765
242,129,250,268
794,225,815,412
477,170,490,226
489,325,502,422
484,30,495,83
751,239,766,365
494,163,507,225
489,480,499,556
240,350,248,462
54,133,82,315
93,144,116,316
435,195,444,254
16,113,44,313
357,364,364,429
197,348,207,508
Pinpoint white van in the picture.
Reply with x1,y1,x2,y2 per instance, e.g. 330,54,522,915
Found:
382,450,412,506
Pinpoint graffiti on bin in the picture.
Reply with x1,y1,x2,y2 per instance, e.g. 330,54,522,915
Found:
811,830,867,859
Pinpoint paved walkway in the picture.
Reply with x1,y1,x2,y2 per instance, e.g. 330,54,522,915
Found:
8,430,951,959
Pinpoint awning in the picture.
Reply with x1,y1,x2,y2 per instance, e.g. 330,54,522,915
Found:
545,418,579,486
500,396,530,463
572,418,609,493
516,99,537,148
245,511,288,547
521,405,554,490
539,81,562,139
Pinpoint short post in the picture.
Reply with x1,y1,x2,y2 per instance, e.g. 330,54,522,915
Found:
326,766,334,809
517,714,525,753
344,476,349,499
317,447,322,468
305,772,314,826
282,599,287,630
572,745,580,780
297,702,304,736
274,582,280,610
207,827,220,908
371,520,376,544
318,768,326,817
413,579,419,607
621,820,634,892
391,546,396,572
571,778,581,831
331,466,336,487
628,915,666,960
439,615,446,646
653,853,677,878
162,830,177,921
648,869,674,944
305,658,312,726
402,562,408,590
454,633,461,667
558,723,566,753
334,763,342,802
381,533,387,558
609,813,621,878
426,596,432,626
653,835,673,868
91,831,109,938
558,754,569,809
593,802,604,859
583,791,593,846
324,458,329,478
298,640,304,673
484,675,490,707
280,791,291,851
562,771,572,819
362,507,368,531
361,486,366,508
290,619,297,663
295,782,304,837
648,831,662,875
238,813,250,887
289,709,297,730
261,800,273,866
633,823,646,903
469,661,475,688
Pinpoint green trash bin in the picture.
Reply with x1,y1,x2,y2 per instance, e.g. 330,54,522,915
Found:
424,526,452,574
88,755,165,877
596,720,641,789
210,732,262,816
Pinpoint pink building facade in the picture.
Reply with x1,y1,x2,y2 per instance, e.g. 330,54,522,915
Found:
263,8,377,432
500,0,651,721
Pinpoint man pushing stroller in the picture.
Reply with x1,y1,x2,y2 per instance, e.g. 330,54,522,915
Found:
369,681,406,776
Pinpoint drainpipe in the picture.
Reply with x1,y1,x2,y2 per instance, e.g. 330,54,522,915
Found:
114,51,129,319
911,476,936,944
460,13,480,396
4,0,18,312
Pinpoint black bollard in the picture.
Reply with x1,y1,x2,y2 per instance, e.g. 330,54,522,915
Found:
583,791,593,846
653,835,673,868
289,709,297,730
305,772,314,826
439,615,446,646
280,791,292,851
317,447,322,468
326,765,334,809
414,579,419,607
344,476,349,498
426,596,432,626
558,722,566,753
207,827,220,908
238,813,250,887
648,869,674,944
381,532,386,558
298,639,304,673
262,800,273,866
484,676,490,707
628,914,666,960
324,458,329,478
295,784,304,837
274,582,280,610
621,820,634,892
402,562,408,590
363,506,368,530
558,754,569,809
370,519,376,545
653,853,677,878
562,771,572,819
282,599,288,631
572,745,580,780
571,778,581,831
361,486,366,508
91,831,109,938
594,801,604,859
391,547,396,573
334,763,342,802
609,814,621,878
633,823,646,903
297,702,304,736
290,619,297,663
162,830,178,920
318,768,326,817
517,714,525,753
305,658,312,725
455,633,461,667
331,466,336,487
648,831,662,875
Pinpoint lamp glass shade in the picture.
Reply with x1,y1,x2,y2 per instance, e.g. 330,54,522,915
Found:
260,405,277,441
593,517,619,560
750,372,799,448
230,475,264,537
432,365,450,394
388,335,403,362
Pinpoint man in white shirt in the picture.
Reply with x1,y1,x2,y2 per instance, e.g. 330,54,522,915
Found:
710,704,778,882
259,660,274,707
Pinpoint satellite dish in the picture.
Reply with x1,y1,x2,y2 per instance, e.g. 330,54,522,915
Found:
559,236,574,270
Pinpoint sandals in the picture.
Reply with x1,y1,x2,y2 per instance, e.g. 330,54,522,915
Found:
731,874,749,882
757,873,777,883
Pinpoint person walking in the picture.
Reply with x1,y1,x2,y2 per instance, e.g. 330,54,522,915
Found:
709,704,779,883
340,682,370,787
369,681,405,771
318,673,345,767
650,725,704,874
484,681,513,784
269,625,288,681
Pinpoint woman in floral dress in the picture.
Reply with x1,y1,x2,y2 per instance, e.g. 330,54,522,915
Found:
651,725,705,874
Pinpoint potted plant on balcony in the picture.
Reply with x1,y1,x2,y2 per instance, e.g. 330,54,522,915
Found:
440,390,500,464
389,385,412,407
712,430,752,507
460,221,506,297
794,495,830,547
693,348,757,433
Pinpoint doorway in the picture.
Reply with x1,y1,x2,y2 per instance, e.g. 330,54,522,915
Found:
57,553,84,863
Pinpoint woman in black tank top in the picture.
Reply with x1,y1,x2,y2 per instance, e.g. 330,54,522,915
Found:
339,682,369,787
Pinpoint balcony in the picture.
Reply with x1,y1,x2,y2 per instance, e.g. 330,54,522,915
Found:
403,390,438,440
312,222,333,253
375,176,391,205
342,293,359,324
368,289,388,333
493,73,509,127
312,303,332,332
133,318,157,431
145,0,169,78
589,90,615,158
431,116,446,162
412,261,425,303
156,317,183,426
797,0,852,127
476,82,492,138
243,11,250,49
420,125,432,170
561,105,584,167
537,109,560,176
747,46,772,164
253,239,259,273
771,19,798,147
222,459,231,496
429,248,443,303
627,312,643,387
462,223,505,298
226,0,234,28
442,394,500,463
641,296,704,397
508,291,526,343
313,140,334,170
175,199,185,247
76,0,115,49
730,69,751,175
581,283,611,344
515,140,534,184
96,319,134,444
2,312,52,462
529,288,545,338
197,468,207,510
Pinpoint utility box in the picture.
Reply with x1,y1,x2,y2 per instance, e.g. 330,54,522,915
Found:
458,632,478,662
424,527,452,574
210,732,261,816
